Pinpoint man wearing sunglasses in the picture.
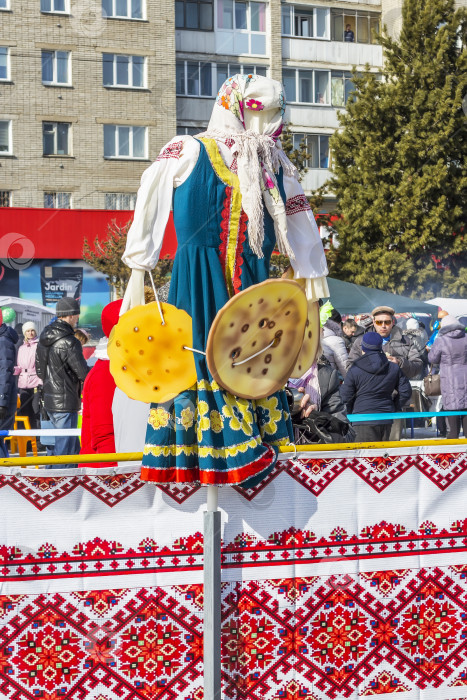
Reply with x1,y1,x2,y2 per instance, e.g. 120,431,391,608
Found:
347,306,424,440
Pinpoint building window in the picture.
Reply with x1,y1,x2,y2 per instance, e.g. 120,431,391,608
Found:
104,124,147,159
41,0,69,12
0,191,11,206
282,69,330,104
176,61,212,96
176,61,267,96
215,62,266,90
331,71,355,106
43,122,71,155
176,0,213,30
0,120,12,154
44,192,71,208
281,6,329,40
102,0,144,19
0,47,9,80
103,53,146,88
105,192,137,209
331,9,379,44
292,133,330,169
42,50,71,85
217,0,266,55
177,125,206,135
0,0,9,9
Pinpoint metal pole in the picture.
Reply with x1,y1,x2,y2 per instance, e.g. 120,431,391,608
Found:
204,485,221,700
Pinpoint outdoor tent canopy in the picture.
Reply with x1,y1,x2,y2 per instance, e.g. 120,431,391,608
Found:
326,278,437,319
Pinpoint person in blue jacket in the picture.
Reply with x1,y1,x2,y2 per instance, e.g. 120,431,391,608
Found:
0,308,19,457
341,331,412,443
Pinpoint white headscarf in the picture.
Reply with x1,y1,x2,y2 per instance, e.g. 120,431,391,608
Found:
198,74,296,259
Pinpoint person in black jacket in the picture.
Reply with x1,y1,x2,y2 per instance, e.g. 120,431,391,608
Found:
36,297,89,464
341,332,412,443
0,309,19,457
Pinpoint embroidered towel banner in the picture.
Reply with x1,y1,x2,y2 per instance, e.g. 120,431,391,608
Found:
1,444,467,700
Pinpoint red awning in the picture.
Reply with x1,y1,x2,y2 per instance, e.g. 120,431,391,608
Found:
0,208,177,260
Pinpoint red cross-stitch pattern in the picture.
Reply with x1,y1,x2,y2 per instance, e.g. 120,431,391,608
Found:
285,194,312,215
2,451,466,509
2,566,467,699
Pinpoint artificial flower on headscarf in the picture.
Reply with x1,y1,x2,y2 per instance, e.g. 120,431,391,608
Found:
198,74,296,259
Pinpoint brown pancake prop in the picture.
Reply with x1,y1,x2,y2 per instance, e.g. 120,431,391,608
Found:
206,279,307,399
108,302,197,404
289,299,320,378
281,268,321,378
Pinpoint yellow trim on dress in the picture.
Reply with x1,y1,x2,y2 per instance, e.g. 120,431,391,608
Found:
199,137,242,297
143,436,261,459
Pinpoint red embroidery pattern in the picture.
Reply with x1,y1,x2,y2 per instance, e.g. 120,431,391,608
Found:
232,210,247,294
156,140,184,161
3,519,467,583
2,566,467,699
218,185,232,289
1,452,466,510
285,194,312,215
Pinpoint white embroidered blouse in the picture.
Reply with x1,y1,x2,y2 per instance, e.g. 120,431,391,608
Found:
122,136,329,310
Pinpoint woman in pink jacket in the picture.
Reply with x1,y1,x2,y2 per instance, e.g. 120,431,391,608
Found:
15,322,42,430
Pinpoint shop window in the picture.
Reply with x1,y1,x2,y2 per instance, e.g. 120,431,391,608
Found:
175,0,213,30
102,0,144,19
292,133,330,169
331,9,379,44
105,192,137,209
0,47,9,80
43,121,71,155
0,120,12,154
41,50,71,85
40,0,68,12
44,192,71,208
0,191,11,206
103,124,147,159
103,53,146,88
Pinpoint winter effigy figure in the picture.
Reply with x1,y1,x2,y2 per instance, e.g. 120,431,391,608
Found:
118,75,329,488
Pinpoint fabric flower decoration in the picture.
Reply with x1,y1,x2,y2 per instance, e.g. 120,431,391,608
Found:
148,407,170,430
246,98,264,111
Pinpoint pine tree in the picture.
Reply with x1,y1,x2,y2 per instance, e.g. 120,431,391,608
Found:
83,221,173,297
328,0,467,297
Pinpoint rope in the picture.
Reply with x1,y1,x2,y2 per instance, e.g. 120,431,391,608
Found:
148,271,165,325
232,338,276,366
183,346,207,356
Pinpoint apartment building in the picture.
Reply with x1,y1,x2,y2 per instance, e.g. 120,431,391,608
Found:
1,0,465,212
0,0,176,210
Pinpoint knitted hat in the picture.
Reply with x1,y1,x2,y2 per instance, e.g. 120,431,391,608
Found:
440,314,458,328
22,321,37,334
362,331,383,353
101,299,123,338
406,318,419,330
56,297,80,317
371,306,395,318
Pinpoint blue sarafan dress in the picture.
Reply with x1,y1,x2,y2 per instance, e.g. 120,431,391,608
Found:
140,137,293,487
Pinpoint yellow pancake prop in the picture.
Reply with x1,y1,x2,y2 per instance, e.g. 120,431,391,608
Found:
108,302,197,404
206,279,308,400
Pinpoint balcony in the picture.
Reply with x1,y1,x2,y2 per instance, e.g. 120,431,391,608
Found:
176,30,216,54
282,38,383,68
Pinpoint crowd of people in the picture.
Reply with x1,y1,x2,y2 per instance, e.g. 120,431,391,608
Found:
0,296,466,462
